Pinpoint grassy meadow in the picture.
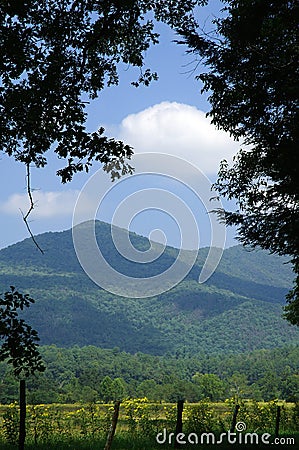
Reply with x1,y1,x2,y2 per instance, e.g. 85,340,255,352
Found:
0,399,297,449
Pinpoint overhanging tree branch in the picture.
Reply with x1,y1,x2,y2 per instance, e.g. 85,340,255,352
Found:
20,164,44,254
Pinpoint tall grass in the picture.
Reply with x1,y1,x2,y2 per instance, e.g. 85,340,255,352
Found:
0,399,297,449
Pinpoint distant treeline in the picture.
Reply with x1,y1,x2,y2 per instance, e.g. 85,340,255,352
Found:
0,345,298,404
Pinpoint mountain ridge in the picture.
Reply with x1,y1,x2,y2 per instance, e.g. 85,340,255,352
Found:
0,220,297,355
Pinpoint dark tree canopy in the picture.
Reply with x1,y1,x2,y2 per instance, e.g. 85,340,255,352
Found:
0,286,45,377
0,0,205,182
177,0,299,324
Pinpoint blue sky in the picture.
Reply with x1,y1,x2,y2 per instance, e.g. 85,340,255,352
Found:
0,1,240,251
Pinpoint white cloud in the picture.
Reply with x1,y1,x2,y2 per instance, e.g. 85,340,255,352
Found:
108,101,240,174
0,190,80,218
0,103,241,231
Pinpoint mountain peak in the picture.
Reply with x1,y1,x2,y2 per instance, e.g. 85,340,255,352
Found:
0,222,297,355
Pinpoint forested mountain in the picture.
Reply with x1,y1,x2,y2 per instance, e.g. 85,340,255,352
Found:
0,221,298,355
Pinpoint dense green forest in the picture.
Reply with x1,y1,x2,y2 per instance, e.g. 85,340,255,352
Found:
0,222,298,356
0,345,298,404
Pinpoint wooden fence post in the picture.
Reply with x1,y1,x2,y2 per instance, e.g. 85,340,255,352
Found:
174,399,184,449
104,401,121,450
275,405,281,438
230,404,240,433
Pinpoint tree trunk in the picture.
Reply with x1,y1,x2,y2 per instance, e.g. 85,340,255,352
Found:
19,379,26,450
104,400,120,450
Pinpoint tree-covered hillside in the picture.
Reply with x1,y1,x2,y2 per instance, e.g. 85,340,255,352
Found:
0,221,297,355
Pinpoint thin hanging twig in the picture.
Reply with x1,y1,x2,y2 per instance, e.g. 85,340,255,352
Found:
20,163,44,254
